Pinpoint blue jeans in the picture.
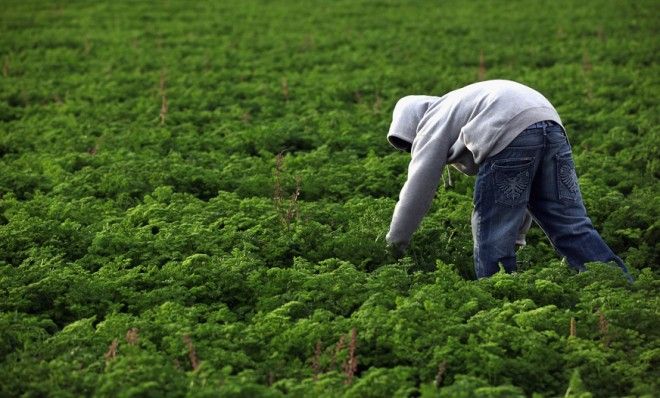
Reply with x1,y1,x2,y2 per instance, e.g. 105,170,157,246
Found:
472,121,630,278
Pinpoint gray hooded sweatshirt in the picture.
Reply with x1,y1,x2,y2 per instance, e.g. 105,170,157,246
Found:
386,79,563,248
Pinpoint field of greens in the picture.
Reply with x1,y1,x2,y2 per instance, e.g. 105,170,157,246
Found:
1,0,658,396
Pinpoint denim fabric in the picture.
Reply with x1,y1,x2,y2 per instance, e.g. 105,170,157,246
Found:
472,121,630,279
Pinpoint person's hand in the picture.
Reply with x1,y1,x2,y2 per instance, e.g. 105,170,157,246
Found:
376,232,407,261
386,242,406,260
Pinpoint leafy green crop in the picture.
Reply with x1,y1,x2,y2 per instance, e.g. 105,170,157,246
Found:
0,0,658,396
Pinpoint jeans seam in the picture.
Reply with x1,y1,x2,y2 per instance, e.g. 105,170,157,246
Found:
475,173,481,275
474,167,487,277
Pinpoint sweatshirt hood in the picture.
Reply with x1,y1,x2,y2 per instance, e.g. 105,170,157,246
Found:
387,95,439,152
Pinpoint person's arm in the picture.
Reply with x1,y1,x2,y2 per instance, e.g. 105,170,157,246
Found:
386,131,451,250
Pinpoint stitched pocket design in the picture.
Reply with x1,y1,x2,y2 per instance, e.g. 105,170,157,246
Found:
493,158,533,207
556,152,580,202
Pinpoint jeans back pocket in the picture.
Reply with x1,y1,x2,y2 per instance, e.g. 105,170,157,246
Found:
492,157,534,207
556,151,580,202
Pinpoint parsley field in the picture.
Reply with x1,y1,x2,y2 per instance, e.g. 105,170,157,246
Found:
0,0,658,396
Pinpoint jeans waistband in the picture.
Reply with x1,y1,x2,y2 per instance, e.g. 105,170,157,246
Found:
527,120,559,129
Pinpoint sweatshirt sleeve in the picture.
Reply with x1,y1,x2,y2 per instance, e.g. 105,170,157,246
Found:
515,210,534,246
386,130,451,247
